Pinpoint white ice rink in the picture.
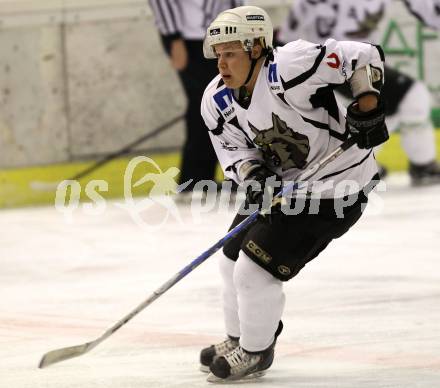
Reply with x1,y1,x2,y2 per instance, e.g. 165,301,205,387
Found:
1,175,440,388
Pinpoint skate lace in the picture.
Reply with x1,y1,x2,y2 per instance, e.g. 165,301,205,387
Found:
224,346,258,372
215,338,238,354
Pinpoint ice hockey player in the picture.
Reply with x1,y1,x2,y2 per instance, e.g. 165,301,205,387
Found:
278,0,440,186
199,5,389,382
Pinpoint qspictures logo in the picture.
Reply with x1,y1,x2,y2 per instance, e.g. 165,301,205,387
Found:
54,156,386,230
54,156,192,231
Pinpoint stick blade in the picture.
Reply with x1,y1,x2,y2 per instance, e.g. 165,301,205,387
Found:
39,342,93,368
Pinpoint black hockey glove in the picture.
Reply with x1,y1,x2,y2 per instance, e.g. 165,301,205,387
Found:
244,165,282,212
346,99,389,149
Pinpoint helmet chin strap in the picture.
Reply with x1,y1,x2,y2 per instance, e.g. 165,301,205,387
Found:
234,48,270,106
242,48,269,88
243,55,258,86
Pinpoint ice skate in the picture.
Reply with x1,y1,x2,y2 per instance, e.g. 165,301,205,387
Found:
409,160,440,186
199,335,239,373
206,344,273,382
207,321,283,382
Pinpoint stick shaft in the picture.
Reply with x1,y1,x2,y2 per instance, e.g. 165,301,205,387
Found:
38,137,356,368
93,138,357,340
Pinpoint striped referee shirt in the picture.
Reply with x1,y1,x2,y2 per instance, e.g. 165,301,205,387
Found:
149,0,243,41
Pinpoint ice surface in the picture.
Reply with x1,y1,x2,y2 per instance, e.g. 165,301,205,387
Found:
1,174,439,387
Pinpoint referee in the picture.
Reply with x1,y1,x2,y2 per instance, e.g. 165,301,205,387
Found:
149,0,243,193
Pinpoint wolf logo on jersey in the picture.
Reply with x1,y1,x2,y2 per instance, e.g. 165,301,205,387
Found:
345,4,385,39
249,113,310,170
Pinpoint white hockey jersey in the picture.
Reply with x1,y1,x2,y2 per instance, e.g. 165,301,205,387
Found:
278,0,339,45
279,0,440,44
333,0,388,42
404,0,440,30
278,0,389,45
201,39,384,198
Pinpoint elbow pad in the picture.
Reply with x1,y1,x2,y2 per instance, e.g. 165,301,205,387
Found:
350,64,384,98
238,160,265,182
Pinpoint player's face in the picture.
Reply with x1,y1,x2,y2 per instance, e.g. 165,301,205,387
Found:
214,42,251,89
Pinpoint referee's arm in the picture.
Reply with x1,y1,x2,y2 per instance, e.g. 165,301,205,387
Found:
149,0,183,53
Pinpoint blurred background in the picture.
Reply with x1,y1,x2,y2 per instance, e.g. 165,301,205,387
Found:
0,0,439,208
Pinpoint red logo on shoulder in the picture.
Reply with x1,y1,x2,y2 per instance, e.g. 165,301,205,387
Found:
326,53,340,69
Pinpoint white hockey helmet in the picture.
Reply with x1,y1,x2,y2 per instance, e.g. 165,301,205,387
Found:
203,6,273,59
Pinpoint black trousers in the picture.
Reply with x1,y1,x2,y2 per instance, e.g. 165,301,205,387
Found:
223,190,370,281
174,40,220,190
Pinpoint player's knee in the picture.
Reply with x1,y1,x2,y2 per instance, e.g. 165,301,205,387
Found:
233,251,282,297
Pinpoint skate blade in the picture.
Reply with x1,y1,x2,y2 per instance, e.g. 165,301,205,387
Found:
200,364,210,373
207,370,266,383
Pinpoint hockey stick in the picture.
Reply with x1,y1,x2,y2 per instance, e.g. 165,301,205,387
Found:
38,136,357,369
30,114,184,191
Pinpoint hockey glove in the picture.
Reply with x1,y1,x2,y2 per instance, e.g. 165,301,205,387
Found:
346,99,389,149
244,165,282,212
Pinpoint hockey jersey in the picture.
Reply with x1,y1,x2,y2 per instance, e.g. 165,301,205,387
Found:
201,39,384,198
403,0,440,30
279,0,440,46
278,0,339,45
278,0,388,45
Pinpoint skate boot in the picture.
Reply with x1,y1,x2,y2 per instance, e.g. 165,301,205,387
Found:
207,321,283,382
409,160,440,186
200,335,239,372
